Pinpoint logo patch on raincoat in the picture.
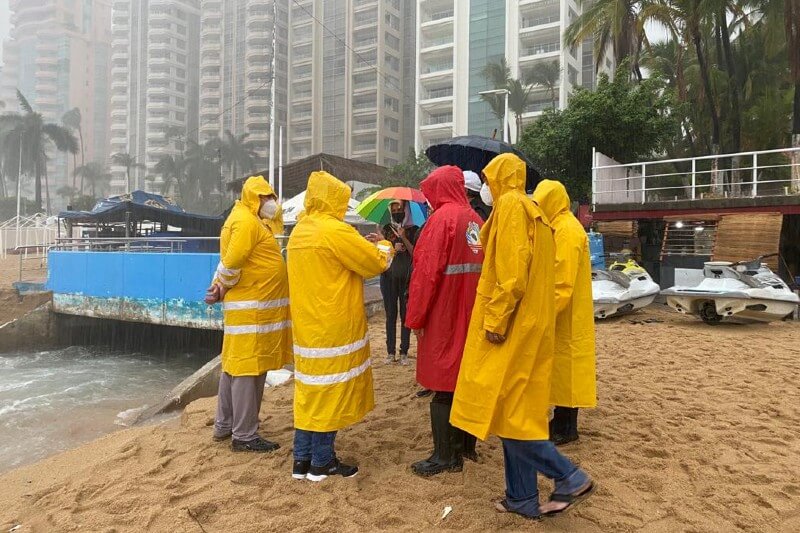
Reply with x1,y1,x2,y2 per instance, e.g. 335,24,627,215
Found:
466,221,482,254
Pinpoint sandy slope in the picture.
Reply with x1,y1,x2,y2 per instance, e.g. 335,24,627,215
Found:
1,307,799,532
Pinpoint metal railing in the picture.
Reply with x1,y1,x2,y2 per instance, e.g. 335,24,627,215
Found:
52,237,221,253
592,147,800,206
13,245,49,284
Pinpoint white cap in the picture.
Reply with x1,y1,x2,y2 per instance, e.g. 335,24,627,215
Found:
463,170,482,192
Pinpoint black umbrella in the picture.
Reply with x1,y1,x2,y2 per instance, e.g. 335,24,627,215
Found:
425,135,542,193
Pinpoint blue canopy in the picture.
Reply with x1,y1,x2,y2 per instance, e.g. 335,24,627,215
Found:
59,191,223,235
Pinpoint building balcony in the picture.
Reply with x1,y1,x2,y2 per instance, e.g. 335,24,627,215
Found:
421,10,454,27
35,55,58,66
420,63,454,79
520,14,560,32
519,42,561,59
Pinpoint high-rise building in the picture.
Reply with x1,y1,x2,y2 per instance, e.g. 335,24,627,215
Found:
109,0,201,194
197,0,289,178
414,0,614,151
286,0,416,167
0,0,112,206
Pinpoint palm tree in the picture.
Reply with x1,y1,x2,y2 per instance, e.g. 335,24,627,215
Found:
220,130,258,182
0,90,78,211
480,58,512,137
185,140,223,202
526,60,561,108
506,79,534,143
111,152,144,194
74,162,112,198
62,107,85,191
154,154,190,198
565,0,644,79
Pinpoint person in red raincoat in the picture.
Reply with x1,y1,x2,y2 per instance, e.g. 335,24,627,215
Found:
406,165,485,477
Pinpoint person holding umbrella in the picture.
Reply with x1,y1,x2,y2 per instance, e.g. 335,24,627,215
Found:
358,188,427,366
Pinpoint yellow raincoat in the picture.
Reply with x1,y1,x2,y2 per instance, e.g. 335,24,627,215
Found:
215,176,292,376
265,203,284,236
451,153,556,441
287,171,391,432
533,180,597,408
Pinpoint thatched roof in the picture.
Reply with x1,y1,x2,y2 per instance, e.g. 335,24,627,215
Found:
227,153,390,197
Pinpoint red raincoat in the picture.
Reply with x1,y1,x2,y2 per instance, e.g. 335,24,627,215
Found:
406,166,485,392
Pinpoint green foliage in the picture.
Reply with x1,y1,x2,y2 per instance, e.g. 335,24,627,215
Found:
386,148,434,188
0,197,42,220
517,73,677,202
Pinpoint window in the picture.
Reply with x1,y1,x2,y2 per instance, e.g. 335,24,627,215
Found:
383,116,399,133
384,53,399,72
384,12,400,31
383,96,398,112
175,82,185,92
384,33,400,50
384,137,398,153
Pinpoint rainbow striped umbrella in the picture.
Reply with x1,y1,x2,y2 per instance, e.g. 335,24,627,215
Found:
355,187,428,226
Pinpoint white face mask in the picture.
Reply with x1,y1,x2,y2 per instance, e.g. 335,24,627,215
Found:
259,199,278,219
479,182,494,206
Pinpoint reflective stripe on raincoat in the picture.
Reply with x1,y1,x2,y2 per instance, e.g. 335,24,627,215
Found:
406,165,484,392
451,153,556,441
287,171,391,432
216,175,292,376
533,179,597,408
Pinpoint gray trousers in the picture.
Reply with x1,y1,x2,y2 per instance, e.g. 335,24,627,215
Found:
214,372,267,442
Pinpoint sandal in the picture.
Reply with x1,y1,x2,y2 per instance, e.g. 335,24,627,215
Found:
494,498,541,521
541,481,596,517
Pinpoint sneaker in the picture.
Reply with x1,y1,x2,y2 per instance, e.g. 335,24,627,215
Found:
399,353,409,366
386,353,396,364
306,458,358,482
231,437,280,453
292,459,311,480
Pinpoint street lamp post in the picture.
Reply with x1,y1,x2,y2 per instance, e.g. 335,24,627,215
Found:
479,88,510,143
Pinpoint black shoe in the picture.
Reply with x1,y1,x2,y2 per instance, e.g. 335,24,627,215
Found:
411,401,463,477
292,459,311,480
462,433,478,462
231,437,280,453
550,407,579,446
415,389,433,398
306,458,358,482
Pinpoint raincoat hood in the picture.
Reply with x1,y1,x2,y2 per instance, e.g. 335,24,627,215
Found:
304,171,351,221
240,175,276,216
482,153,526,199
420,165,470,210
533,179,571,221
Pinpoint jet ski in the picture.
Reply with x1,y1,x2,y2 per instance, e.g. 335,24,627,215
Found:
661,254,799,324
592,255,661,319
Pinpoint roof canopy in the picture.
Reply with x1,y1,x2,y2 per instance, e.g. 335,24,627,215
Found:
58,191,223,235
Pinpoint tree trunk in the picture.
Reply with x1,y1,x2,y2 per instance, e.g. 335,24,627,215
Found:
35,161,43,210
692,28,722,195
44,164,51,215
719,9,743,196
126,167,131,194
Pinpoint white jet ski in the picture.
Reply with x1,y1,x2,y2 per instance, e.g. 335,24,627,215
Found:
661,255,799,324
592,257,661,319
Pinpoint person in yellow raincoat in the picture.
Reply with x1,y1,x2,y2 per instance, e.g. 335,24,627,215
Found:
533,179,596,446
287,171,391,482
206,175,292,453
450,154,594,519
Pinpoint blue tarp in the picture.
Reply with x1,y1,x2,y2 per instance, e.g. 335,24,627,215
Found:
58,191,223,235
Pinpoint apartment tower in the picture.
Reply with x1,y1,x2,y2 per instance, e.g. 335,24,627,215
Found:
0,0,112,207
198,0,289,178
415,0,614,150
109,0,201,194
286,0,416,167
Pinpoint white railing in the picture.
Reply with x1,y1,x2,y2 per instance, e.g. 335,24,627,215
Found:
592,147,800,206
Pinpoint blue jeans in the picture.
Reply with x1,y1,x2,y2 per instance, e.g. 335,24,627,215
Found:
293,429,337,468
500,438,589,518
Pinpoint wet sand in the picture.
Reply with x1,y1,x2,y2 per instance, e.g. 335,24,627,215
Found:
1,307,799,532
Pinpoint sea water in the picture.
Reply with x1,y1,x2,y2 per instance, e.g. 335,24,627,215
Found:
0,347,212,473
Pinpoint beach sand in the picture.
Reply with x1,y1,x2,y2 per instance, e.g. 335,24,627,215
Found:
1,306,799,532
